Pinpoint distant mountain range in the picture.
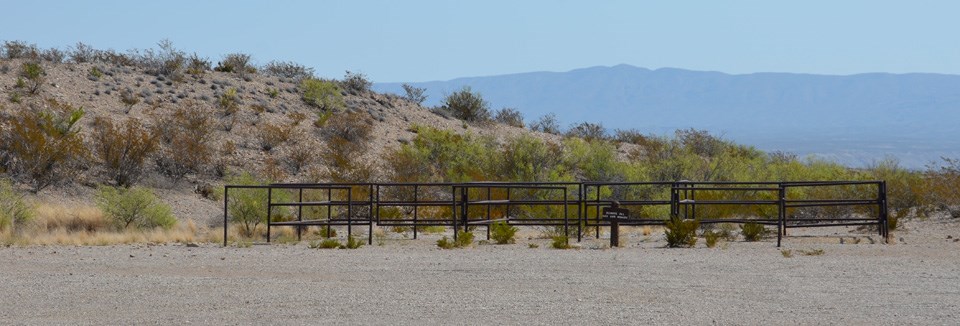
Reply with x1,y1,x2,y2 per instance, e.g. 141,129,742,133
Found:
374,64,960,169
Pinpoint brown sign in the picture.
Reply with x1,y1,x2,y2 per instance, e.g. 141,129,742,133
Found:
602,207,630,221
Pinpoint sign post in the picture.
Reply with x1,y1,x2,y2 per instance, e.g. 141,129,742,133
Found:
601,201,629,247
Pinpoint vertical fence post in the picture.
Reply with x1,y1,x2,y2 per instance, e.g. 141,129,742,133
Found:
347,187,353,240
486,187,492,240
880,181,889,240
563,188,569,246
223,187,229,247
777,184,785,247
413,185,418,239
577,184,583,242
267,186,273,243
368,184,374,245
452,185,458,242
297,187,303,241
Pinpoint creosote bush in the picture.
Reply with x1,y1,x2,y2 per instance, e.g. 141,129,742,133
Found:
215,53,255,78
740,222,767,242
443,86,490,123
300,78,344,111
1,100,87,193
401,83,427,105
91,117,159,187
20,62,45,94
530,113,560,134
263,60,314,81
566,122,607,141
664,218,699,248
258,122,292,151
151,101,213,181
95,186,176,230
494,108,524,128
341,70,371,94
490,221,518,244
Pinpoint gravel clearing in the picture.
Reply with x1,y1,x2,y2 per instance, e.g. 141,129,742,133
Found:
2,217,959,325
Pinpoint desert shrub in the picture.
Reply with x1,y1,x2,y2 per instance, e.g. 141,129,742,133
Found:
551,235,571,249
437,236,455,249
490,221,518,244
152,101,213,181
95,186,176,230
312,238,340,249
498,134,564,181
259,122,292,151
530,113,561,134
703,230,721,248
318,112,374,182
131,40,186,81
402,83,427,105
217,88,239,116
340,236,364,249
69,42,97,63
215,53,255,78
443,86,490,122
741,222,767,242
2,40,39,59
0,179,32,231
664,218,699,248
88,66,103,80
90,117,159,187
285,141,315,174
40,47,65,63
263,61,315,81
300,78,344,111
20,62,45,94
341,71,371,94
493,108,524,128
566,122,607,141
1,100,87,193
119,88,140,113
186,53,211,76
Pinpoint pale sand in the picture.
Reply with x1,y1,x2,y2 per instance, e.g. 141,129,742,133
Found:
1,217,958,325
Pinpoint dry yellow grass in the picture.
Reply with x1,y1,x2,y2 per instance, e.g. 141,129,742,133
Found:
0,202,210,246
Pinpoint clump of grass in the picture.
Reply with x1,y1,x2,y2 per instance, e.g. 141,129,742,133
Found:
664,218,699,248
490,221,518,244
781,249,793,258
339,236,363,249
311,238,340,249
551,235,571,249
437,231,474,249
703,230,722,248
420,225,446,234
528,243,539,249
741,222,768,242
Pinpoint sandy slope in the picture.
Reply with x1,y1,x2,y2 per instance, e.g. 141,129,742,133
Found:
1,216,958,325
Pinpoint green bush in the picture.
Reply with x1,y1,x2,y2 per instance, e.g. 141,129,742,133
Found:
221,173,272,237
490,221,518,244
0,179,32,232
218,88,239,116
741,222,767,242
91,117,158,187
437,231,474,249
551,235,571,249
300,78,344,111
95,186,176,230
443,86,490,122
437,236,455,249
20,62,44,94
1,100,87,193
215,53,254,77
664,218,699,248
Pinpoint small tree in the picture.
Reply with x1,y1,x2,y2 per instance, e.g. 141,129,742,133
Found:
401,83,427,105
95,186,176,230
443,86,490,122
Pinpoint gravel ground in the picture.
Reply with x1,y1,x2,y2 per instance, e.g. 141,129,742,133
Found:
2,217,959,325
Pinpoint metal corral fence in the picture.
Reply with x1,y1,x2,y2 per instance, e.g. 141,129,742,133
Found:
223,181,888,247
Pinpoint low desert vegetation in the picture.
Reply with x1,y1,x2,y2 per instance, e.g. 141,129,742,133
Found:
437,231,474,249
1,100,87,193
442,86,491,123
664,218,699,248
95,186,176,230
490,221,518,244
740,223,768,242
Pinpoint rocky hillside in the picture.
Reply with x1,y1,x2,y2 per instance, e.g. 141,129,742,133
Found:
0,47,561,225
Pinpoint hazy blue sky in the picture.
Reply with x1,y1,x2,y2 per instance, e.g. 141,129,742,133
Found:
1,0,957,82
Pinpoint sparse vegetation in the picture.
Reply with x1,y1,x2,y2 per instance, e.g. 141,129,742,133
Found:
340,236,364,249
263,61,314,81
494,108,524,128
0,179,32,232
95,186,176,230
566,122,607,141
530,113,560,134
218,87,239,115
311,238,341,249
215,53,255,78
151,101,213,181
703,230,722,248
341,70,372,94
437,231,474,249
551,235,571,249
20,62,45,94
